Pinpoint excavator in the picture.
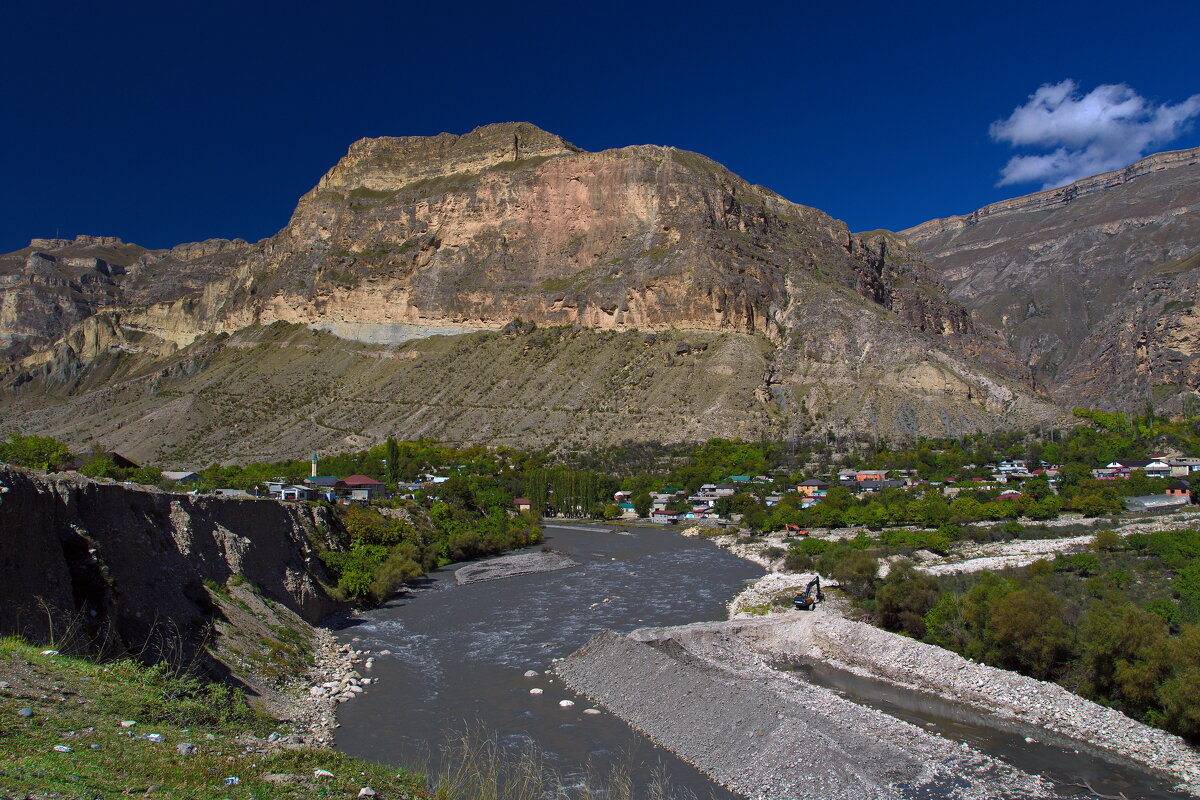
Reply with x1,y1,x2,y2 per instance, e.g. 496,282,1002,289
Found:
792,576,824,611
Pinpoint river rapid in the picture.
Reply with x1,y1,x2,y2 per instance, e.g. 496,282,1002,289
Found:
333,522,763,798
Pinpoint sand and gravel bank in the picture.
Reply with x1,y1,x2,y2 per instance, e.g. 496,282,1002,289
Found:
454,550,578,584
556,611,1200,799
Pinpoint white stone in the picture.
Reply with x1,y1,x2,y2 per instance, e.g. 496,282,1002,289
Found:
529,688,543,695
559,700,575,707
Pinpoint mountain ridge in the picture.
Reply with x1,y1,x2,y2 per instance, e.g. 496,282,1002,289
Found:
0,123,1065,462
902,144,1200,414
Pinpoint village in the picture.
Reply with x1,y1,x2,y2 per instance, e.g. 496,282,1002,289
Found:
79,448,1198,528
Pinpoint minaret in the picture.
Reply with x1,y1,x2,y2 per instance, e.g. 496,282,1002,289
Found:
311,453,318,478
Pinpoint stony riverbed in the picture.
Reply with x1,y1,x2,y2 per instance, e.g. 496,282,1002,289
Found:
556,611,1200,799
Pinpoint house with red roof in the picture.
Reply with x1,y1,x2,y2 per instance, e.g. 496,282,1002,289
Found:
341,474,385,501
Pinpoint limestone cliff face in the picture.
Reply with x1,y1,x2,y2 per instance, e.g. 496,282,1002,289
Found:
0,466,340,665
0,238,151,359
1053,256,1200,412
102,122,976,344
0,123,1061,451
905,146,1200,411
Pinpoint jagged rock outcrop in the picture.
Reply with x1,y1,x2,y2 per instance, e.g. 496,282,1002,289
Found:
0,466,341,667
0,123,1063,456
904,146,1200,412
0,238,150,359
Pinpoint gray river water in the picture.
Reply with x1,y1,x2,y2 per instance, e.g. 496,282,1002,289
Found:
778,660,1193,800
333,523,762,798
334,523,1196,800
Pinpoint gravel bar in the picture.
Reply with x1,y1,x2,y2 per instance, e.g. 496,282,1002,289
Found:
454,550,578,584
556,610,1200,799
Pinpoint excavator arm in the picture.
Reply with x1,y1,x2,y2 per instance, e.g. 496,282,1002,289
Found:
793,576,824,611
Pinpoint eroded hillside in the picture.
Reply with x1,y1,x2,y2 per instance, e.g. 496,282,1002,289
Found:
905,146,1200,413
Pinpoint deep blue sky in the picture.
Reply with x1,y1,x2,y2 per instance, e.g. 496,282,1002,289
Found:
3,0,1199,253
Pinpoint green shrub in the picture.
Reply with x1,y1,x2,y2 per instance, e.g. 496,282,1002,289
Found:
876,562,940,637
1092,529,1125,552
0,433,71,470
880,528,951,553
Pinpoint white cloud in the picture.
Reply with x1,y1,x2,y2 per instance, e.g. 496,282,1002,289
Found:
990,80,1200,189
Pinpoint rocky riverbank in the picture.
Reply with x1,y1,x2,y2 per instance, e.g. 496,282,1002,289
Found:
559,517,1200,799
556,611,1200,799
555,614,1055,800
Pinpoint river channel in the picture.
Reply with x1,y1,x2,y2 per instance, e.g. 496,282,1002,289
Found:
334,522,762,798
334,523,1196,800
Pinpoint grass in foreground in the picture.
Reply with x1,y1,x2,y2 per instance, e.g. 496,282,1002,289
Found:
0,636,428,799
0,637,706,800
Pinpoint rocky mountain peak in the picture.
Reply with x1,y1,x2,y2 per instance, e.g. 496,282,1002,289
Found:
0,124,1067,457
27,234,127,250
308,122,581,197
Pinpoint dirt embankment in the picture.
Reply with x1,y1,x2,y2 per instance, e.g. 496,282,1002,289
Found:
0,466,342,669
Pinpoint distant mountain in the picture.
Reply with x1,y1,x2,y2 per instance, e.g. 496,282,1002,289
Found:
0,123,1059,465
904,146,1200,415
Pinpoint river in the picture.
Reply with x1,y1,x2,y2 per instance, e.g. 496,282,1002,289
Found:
333,522,1195,800
333,522,763,798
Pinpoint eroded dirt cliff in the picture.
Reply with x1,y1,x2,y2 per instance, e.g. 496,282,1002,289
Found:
0,467,340,669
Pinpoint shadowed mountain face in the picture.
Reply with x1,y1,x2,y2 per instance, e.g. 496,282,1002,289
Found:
0,123,1060,464
904,147,1200,415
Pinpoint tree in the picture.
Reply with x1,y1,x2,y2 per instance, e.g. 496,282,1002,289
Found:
1157,625,1200,737
876,562,941,637
825,550,879,601
385,437,401,484
988,585,1075,678
632,491,652,518
1077,603,1169,714
0,434,72,471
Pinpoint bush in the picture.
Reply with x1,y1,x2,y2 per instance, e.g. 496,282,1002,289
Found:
320,545,389,599
825,550,879,601
880,528,951,553
784,549,814,572
986,585,1075,678
876,563,940,637
1054,552,1102,576
0,433,71,470
1092,529,1125,552
1000,520,1025,537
